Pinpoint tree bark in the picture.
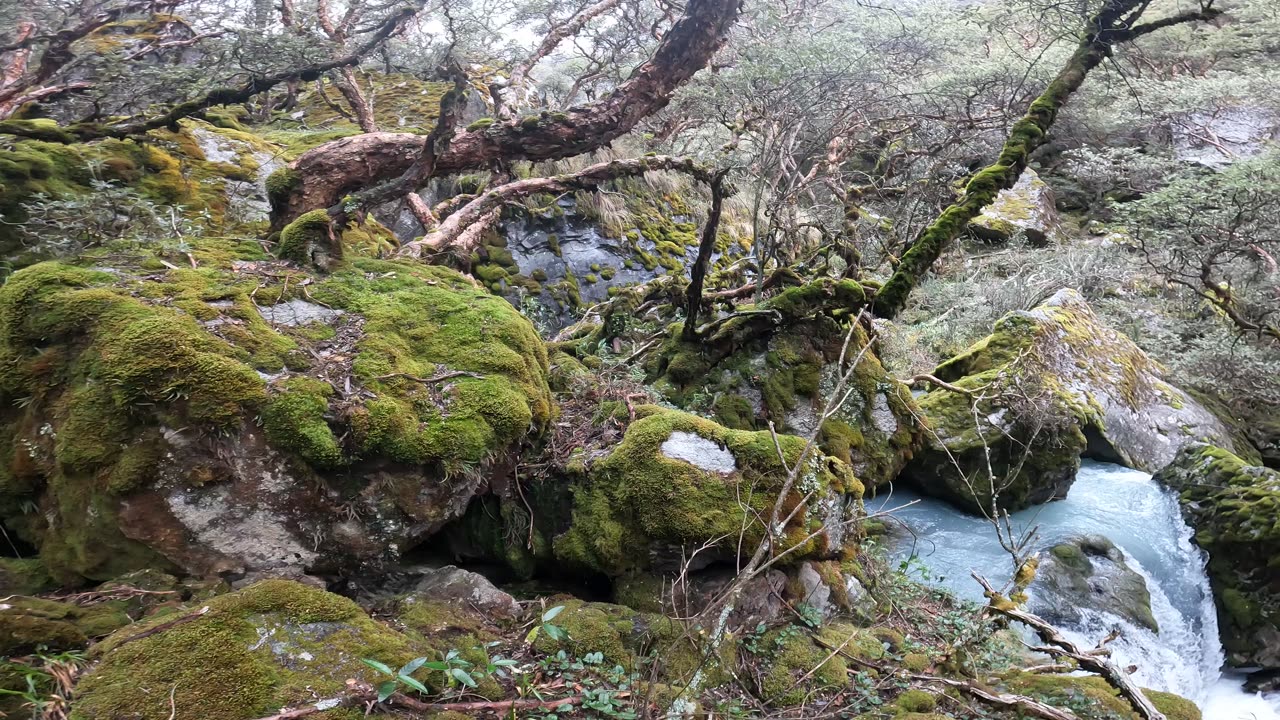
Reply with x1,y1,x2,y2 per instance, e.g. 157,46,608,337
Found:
870,0,1221,319
396,155,718,256
270,0,743,229
683,170,729,339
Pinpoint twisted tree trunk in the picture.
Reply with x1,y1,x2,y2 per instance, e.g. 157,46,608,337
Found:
268,0,743,230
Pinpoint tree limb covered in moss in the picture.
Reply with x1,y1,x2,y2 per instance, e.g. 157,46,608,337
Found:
973,573,1167,720
270,0,743,228
870,0,1222,319
0,1,424,139
396,155,722,257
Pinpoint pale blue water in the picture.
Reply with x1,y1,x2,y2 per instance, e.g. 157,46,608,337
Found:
868,460,1279,719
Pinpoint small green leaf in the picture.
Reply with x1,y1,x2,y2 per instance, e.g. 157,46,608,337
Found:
524,626,541,644
399,657,428,676
376,680,398,702
397,674,430,695
362,659,395,676
450,668,477,688
542,605,565,622
422,661,450,671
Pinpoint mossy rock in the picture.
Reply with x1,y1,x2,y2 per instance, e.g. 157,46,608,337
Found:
553,407,863,577
905,289,1251,514
0,256,551,583
72,579,428,720
0,595,132,655
0,557,52,595
1155,444,1280,668
644,279,921,489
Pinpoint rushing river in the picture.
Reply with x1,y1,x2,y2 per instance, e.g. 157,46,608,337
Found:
869,460,1279,719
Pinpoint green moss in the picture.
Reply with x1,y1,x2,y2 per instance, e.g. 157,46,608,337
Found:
1002,672,1200,720
0,557,52,595
712,393,755,430
895,689,936,713
313,260,551,470
902,652,930,672
265,167,301,208
755,625,847,706
262,377,342,467
0,596,131,655
278,209,336,266
75,580,423,720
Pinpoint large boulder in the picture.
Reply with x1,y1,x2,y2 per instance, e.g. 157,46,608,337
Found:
553,407,864,578
0,256,550,585
1155,444,1280,670
1029,535,1158,633
644,279,922,489
968,168,1063,246
905,289,1251,513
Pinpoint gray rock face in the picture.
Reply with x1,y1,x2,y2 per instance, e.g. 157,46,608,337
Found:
258,299,345,327
660,431,737,474
1171,106,1280,168
191,125,286,223
969,168,1063,246
412,565,521,619
1029,535,1158,633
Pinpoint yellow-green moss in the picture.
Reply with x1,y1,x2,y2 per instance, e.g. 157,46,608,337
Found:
1002,672,1200,720
75,580,422,720
262,377,342,467
755,625,848,706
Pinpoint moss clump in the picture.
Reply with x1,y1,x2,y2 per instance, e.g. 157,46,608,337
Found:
304,260,551,474
0,557,52,595
277,209,337,267
554,407,862,577
1002,672,1200,720
261,377,342,467
264,167,301,208
712,393,756,430
76,580,423,720
0,596,131,655
895,689,937,713
754,625,848,706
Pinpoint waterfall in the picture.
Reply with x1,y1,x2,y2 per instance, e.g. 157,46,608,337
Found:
871,460,1280,719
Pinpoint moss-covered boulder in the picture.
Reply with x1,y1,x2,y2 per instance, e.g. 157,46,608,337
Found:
1029,535,1158,633
644,279,921,489
553,407,864,578
0,256,551,584
968,168,1062,246
905,289,1251,513
71,579,426,720
1155,444,1280,669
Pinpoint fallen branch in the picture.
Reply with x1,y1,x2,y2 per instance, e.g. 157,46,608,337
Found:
906,374,980,396
250,680,585,720
913,675,1080,720
973,573,1166,720
373,370,484,384
110,606,210,649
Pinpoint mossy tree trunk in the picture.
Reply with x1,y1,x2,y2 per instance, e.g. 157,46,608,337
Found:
870,0,1222,319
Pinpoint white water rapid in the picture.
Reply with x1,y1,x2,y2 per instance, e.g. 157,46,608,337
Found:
869,460,1280,719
